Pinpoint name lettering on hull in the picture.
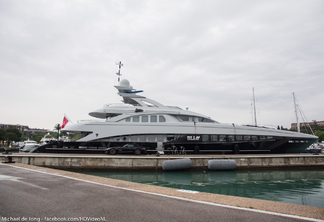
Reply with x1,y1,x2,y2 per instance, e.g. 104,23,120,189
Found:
187,136,200,141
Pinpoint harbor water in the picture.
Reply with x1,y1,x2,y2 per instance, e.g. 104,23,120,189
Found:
82,169,324,208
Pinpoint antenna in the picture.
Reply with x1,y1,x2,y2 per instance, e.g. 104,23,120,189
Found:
115,61,123,85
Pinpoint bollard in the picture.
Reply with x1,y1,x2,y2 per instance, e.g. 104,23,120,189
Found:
2,155,15,163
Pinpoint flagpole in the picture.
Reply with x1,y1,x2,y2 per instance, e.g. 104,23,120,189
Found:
62,114,72,129
64,113,73,124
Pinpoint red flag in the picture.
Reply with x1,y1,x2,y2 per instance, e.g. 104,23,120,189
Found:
62,115,69,129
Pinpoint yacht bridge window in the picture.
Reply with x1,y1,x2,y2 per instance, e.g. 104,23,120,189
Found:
197,117,215,122
178,116,190,121
176,115,215,123
123,115,166,123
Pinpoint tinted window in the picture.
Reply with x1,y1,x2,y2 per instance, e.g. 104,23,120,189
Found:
236,135,243,141
260,136,266,140
178,116,189,121
112,137,121,141
151,116,157,122
139,135,146,142
148,135,155,142
203,118,214,122
133,116,140,122
131,135,138,142
167,135,174,141
197,117,214,122
244,135,250,141
219,135,226,141
228,135,235,142
211,135,218,141
126,117,130,122
159,116,166,122
142,116,148,122
202,135,209,142
157,135,164,142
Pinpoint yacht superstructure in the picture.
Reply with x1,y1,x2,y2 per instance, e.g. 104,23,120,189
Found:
49,78,318,154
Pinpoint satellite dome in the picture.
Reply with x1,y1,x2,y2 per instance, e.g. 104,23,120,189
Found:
120,79,130,87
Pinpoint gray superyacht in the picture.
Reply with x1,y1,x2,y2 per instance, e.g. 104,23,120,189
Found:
34,77,317,154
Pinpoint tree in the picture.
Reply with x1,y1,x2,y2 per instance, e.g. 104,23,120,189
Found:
54,124,62,140
5,128,22,141
6,132,17,146
314,131,324,143
0,129,4,144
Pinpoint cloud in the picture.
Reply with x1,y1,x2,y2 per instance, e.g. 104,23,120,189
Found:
0,0,323,130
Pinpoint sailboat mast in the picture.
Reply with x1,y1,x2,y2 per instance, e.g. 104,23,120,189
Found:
252,87,257,126
293,92,300,133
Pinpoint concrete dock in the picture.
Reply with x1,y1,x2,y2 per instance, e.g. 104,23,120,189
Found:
0,162,323,221
1,153,324,170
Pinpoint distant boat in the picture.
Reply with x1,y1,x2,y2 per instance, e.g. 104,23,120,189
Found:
40,133,57,145
301,142,324,154
19,140,39,153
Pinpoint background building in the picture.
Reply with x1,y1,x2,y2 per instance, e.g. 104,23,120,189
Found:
291,120,324,130
0,123,49,133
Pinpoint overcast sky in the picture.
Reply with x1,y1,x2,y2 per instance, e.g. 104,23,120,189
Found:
1,0,323,130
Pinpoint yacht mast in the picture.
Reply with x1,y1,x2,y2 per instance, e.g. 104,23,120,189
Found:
252,87,257,126
115,61,123,85
293,92,300,133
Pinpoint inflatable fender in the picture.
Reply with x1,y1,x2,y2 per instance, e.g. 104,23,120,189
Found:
208,159,237,170
162,158,193,171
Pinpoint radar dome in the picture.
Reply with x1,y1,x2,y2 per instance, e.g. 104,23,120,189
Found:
120,79,130,87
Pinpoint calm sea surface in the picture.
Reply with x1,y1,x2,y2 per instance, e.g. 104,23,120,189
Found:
82,169,324,208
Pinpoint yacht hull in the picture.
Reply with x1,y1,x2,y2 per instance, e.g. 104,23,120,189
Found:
35,122,317,154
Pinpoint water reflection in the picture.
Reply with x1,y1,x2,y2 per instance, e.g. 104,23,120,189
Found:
82,170,324,208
